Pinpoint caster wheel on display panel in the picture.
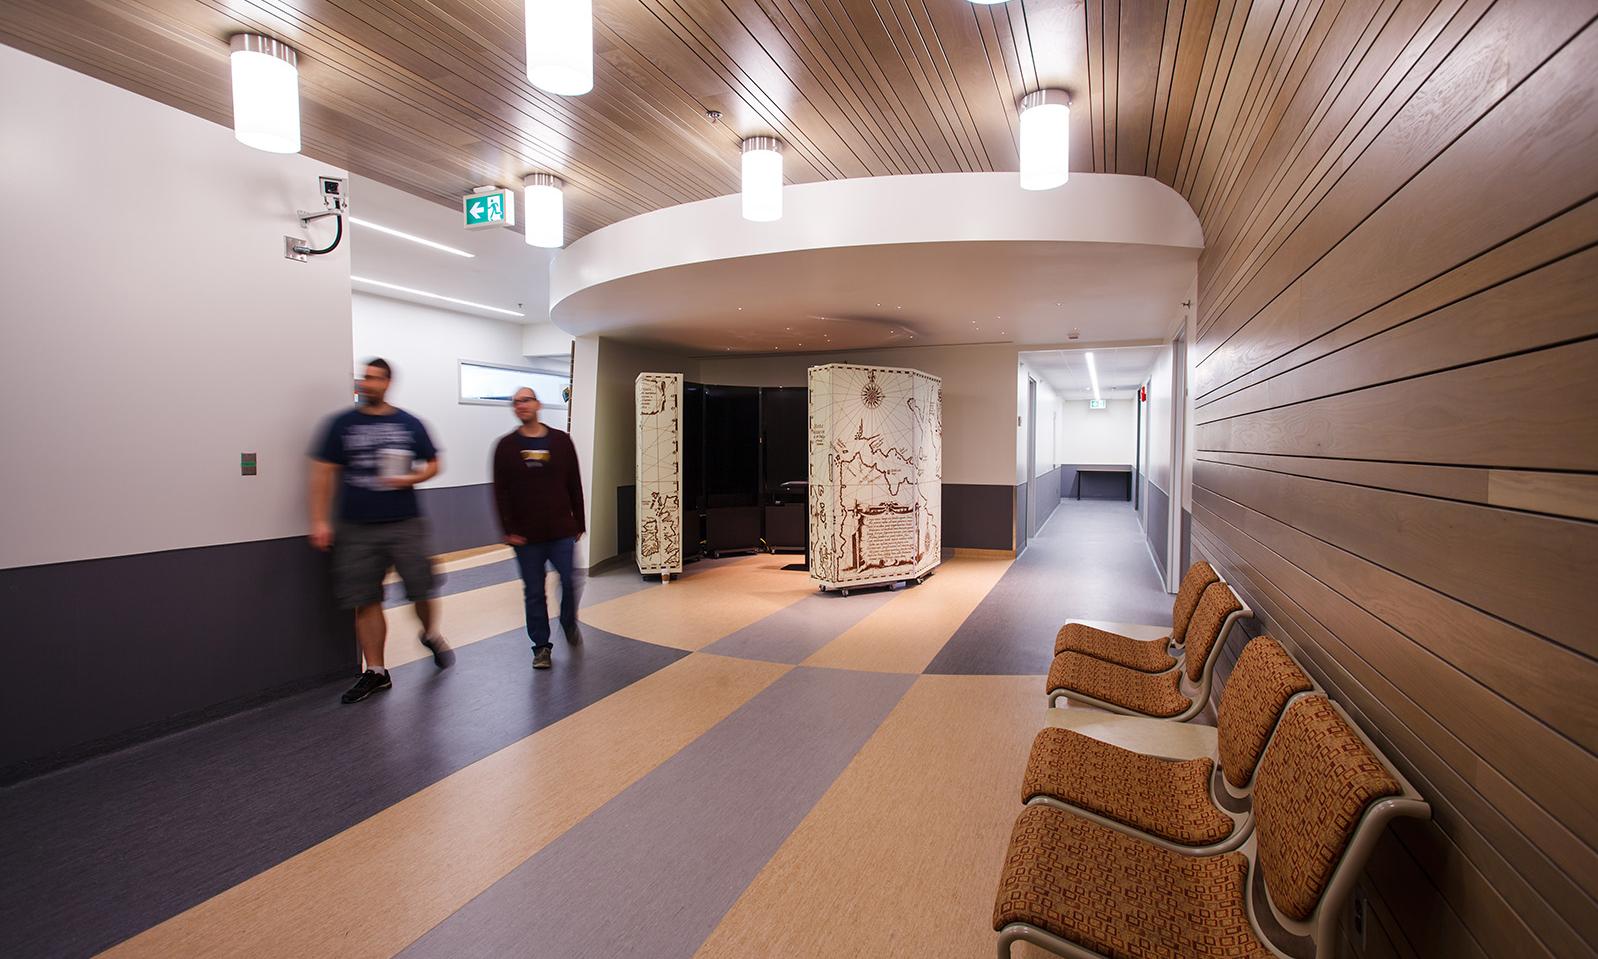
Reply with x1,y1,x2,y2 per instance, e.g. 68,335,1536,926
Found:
841,588,851,597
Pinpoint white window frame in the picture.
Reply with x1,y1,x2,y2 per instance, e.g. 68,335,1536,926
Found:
458,359,569,410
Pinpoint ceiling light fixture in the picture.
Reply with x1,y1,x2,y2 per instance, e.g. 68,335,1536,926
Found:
351,276,525,317
523,174,564,248
1019,89,1071,191
348,217,475,258
229,35,300,153
741,137,784,221
1085,351,1101,401
525,0,592,95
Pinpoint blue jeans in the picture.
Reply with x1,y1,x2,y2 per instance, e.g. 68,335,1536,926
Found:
513,537,580,651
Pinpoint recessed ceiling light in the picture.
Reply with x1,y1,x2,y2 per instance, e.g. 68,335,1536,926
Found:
349,217,475,258
351,276,524,317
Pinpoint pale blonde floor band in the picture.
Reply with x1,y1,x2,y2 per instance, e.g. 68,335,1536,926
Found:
692,674,1052,959
578,554,816,651
381,577,544,669
383,544,514,586
101,653,790,959
800,556,1012,673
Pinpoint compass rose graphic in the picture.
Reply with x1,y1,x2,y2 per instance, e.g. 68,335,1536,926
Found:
861,370,885,409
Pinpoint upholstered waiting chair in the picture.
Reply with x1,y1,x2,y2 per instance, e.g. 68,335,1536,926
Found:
994,695,1430,959
1045,582,1249,720
1052,561,1221,673
1022,636,1314,855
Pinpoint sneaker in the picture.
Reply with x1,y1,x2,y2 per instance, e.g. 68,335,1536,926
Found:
341,669,392,704
532,648,553,670
563,623,582,645
420,632,456,669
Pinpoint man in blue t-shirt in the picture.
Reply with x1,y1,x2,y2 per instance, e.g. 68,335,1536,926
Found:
309,358,454,704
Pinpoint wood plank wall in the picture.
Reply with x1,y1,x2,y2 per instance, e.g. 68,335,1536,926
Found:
1187,2,1598,957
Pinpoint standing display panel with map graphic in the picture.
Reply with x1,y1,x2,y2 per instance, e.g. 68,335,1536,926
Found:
808,364,942,591
635,373,684,578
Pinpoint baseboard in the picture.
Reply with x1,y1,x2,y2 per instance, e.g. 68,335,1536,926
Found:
952,546,1017,559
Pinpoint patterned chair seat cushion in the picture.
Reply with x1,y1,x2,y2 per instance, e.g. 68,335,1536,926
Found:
994,804,1270,959
1023,727,1234,846
1047,652,1190,718
1053,623,1178,672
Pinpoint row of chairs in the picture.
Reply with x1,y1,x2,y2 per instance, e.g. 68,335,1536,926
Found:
993,562,1430,959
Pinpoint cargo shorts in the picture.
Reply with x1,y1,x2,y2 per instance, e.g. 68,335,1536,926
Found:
331,516,436,609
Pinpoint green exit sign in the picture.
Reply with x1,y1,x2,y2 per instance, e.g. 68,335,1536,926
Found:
1089,399,1106,409
463,188,515,229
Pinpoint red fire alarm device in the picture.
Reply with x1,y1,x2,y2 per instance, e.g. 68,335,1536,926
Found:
1138,386,1147,402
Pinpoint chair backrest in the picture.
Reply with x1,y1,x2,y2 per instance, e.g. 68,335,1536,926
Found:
1170,561,1221,644
1183,582,1243,683
1215,636,1313,789
1252,696,1401,922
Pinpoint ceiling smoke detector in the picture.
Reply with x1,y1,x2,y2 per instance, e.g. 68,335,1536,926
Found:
1067,329,1081,340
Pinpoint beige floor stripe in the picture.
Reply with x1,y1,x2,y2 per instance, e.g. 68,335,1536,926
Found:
799,555,1012,673
691,674,1056,959
382,577,538,668
382,544,513,585
102,653,790,959
578,554,816,650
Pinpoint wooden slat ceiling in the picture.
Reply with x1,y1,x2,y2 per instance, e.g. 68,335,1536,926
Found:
0,0,1274,241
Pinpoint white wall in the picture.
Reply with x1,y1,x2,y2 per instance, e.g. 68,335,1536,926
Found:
0,44,352,570
1057,398,1137,465
696,343,1019,487
1036,380,1059,476
1144,345,1175,494
352,292,548,489
570,335,602,568
1017,358,1059,480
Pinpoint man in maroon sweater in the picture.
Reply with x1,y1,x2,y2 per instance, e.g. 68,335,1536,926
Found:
493,387,586,669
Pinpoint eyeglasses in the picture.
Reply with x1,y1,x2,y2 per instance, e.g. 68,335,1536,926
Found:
512,396,538,404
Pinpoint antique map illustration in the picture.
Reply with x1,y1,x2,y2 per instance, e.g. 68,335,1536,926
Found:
635,372,683,576
808,364,942,589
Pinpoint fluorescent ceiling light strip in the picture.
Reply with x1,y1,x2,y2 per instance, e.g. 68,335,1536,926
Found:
352,276,524,317
348,217,474,258
1085,351,1101,401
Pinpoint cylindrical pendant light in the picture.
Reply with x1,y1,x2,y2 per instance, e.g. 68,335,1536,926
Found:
525,0,593,96
229,34,300,154
1018,89,1071,191
741,137,783,222
524,173,565,248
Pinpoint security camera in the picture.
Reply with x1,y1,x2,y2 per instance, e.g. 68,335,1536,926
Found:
319,176,348,211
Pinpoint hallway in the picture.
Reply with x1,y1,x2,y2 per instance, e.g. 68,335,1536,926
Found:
0,502,1172,958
